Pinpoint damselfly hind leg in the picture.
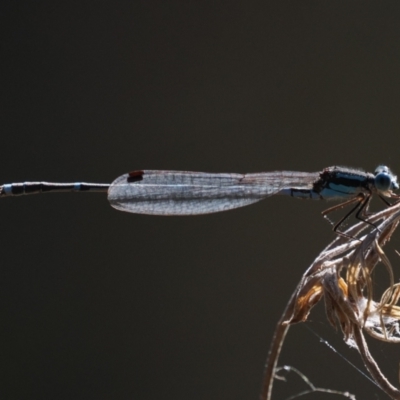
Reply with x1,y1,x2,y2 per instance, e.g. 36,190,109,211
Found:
321,194,377,239
321,196,362,228
353,195,376,230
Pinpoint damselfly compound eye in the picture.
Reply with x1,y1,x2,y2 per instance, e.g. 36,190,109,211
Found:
374,171,393,192
374,165,399,191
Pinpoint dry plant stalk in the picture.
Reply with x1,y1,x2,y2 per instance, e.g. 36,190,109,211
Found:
260,201,400,400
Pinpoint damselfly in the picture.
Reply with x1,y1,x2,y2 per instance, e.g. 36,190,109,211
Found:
1,165,398,232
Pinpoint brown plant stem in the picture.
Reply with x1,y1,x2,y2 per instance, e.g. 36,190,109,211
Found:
352,325,400,399
259,290,296,400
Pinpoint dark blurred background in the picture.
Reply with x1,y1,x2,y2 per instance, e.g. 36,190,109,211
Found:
1,1,400,399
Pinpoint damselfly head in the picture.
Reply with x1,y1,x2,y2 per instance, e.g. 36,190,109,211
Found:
374,165,399,192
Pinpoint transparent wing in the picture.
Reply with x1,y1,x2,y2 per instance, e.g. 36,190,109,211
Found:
107,170,319,215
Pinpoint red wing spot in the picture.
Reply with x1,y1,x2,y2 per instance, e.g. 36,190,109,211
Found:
127,170,144,183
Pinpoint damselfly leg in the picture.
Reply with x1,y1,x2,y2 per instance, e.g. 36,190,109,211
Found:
321,194,376,239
